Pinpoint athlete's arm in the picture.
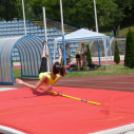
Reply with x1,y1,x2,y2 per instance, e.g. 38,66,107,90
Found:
15,76,48,90
64,64,71,69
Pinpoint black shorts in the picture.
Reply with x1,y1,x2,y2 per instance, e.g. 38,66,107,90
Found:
39,57,47,74
76,54,80,58
66,58,70,60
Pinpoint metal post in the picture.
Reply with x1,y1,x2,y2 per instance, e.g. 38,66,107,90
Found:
93,0,101,66
43,7,47,41
93,0,98,33
43,7,50,72
60,0,66,66
97,40,101,66
22,0,27,35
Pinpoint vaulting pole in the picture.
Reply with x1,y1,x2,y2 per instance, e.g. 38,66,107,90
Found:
40,88,101,106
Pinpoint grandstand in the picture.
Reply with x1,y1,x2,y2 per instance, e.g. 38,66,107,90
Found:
0,19,125,63
0,19,80,62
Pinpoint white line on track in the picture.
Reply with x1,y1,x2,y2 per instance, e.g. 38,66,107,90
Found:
91,123,134,134
56,84,134,90
60,79,134,84
0,88,17,92
0,125,26,134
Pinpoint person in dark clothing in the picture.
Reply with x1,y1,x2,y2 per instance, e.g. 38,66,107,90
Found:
87,62,100,70
75,51,81,70
113,27,116,36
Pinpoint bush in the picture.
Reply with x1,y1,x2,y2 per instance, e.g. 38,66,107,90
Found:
114,40,120,64
124,29,134,68
86,44,92,63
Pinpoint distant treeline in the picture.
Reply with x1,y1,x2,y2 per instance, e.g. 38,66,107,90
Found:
0,0,134,34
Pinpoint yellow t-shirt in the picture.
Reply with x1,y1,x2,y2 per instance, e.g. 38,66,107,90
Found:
39,72,61,85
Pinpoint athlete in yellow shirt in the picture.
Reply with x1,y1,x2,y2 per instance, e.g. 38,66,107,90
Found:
16,41,66,90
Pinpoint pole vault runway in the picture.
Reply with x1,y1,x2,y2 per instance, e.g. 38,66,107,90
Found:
0,74,134,134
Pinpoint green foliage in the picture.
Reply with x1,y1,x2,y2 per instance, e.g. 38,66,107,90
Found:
0,0,134,31
86,44,92,63
124,29,134,68
19,0,119,27
0,0,21,20
75,0,95,27
96,0,117,26
112,0,134,25
114,40,120,64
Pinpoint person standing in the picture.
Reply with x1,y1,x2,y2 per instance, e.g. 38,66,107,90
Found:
113,27,116,36
75,50,81,70
80,43,87,67
65,44,71,65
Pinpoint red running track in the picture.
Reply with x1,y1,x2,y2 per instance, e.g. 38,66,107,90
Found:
0,86,134,134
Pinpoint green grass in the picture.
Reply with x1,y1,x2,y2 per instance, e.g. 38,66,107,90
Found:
117,25,134,36
13,69,21,78
101,24,134,36
65,64,134,77
13,64,134,78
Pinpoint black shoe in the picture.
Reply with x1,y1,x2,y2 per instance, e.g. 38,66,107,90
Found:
42,41,47,50
80,67,83,70
42,41,47,46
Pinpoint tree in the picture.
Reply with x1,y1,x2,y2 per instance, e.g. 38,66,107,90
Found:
86,44,92,63
75,0,117,28
114,40,120,64
0,0,21,20
1,0,133,30
96,0,117,26
21,0,118,28
124,29,134,68
112,0,133,35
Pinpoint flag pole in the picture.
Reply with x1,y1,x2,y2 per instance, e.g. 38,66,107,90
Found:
60,0,66,66
22,0,27,35
93,0,101,66
93,0,98,33
43,7,50,72
43,7,47,42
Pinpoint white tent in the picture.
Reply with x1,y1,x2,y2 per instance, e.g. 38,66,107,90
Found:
54,28,112,68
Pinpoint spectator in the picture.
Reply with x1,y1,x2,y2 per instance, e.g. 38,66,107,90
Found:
66,43,71,56
80,43,87,66
87,62,99,70
65,44,71,65
110,30,114,37
113,27,116,36
75,51,81,70
88,27,93,31
90,28,93,31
